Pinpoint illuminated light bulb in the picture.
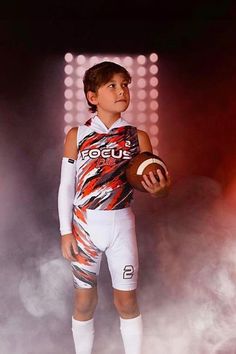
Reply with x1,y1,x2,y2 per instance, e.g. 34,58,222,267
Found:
76,78,83,88
137,89,147,100
149,53,158,63
75,89,84,100
65,53,73,63
150,65,158,75
76,113,85,123
64,125,72,134
150,89,158,99
137,101,146,112
150,77,158,86
64,113,73,123
64,89,73,99
76,101,86,111
150,125,159,135
150,101,159,111
64,77,73,87
137,78,146,88
112,57,121,64
64,65,73,75
137,66,146,76
76,66,86,77
64,101,73,111
128,68,133,76
137,113,147,123
138,124,146,131
123,56,133,66
76,55,86,65
89,56,99,66
151,137,159,147
150,113,159,123
137,55,146,65
124,113,132,121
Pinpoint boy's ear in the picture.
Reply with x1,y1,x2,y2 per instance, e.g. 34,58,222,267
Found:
87,91,98,105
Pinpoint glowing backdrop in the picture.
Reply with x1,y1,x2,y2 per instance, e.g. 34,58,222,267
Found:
64,53,159,155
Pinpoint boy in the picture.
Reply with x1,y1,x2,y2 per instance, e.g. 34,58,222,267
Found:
58,61,170,354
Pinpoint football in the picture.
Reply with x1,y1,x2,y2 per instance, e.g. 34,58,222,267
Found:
125,151,168,192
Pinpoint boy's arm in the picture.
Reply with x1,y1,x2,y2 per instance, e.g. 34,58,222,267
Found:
137,129,153,153
63,127,79,160
58,127,79,261
137,129,171,197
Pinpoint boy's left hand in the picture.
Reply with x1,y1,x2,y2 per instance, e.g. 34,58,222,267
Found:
141,169,171,198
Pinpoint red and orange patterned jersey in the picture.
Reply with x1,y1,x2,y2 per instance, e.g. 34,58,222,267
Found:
73,115,140,210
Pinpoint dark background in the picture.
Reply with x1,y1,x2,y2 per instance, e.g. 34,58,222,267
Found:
1,2,236,353
1,1,236,191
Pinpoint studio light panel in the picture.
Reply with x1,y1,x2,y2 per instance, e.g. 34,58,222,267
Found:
64,53,159,154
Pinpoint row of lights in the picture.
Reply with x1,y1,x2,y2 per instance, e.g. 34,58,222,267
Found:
65,53,158,65
64,64,158,77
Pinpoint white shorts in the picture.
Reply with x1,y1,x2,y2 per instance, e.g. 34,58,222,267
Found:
71,206,139,291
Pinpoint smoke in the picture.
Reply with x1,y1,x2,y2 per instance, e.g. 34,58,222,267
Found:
2,110,236,353
134,176,236,354
19,257,71,318
0,123,74,354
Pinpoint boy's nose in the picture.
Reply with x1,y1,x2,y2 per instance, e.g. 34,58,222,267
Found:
118,87,125,95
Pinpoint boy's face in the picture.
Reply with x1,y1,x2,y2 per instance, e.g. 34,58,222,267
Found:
88,73,130,116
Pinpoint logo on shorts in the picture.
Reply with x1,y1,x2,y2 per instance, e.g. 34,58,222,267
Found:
123,265,134,279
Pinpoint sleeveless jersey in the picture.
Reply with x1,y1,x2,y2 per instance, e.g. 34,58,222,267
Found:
73,115,140,210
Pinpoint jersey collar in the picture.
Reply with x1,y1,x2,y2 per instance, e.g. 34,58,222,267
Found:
92,115,125,133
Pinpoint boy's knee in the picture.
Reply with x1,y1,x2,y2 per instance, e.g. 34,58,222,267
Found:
113,292,139,318
74,289,98,320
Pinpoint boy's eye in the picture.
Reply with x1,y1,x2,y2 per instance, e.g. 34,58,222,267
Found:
107,82,129,88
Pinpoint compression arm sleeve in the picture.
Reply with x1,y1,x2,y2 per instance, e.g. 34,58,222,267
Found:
58,157,76,236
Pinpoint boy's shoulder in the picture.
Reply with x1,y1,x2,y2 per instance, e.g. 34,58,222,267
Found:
67,126,78,136
137,128,149,138
65,126,79,143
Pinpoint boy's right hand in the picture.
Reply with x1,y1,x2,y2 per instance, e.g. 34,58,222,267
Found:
61,233,79,261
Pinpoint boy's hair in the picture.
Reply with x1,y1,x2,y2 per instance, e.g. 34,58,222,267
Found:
83,61,131,113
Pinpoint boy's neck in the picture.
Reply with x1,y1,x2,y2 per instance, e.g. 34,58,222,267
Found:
96,113,121,129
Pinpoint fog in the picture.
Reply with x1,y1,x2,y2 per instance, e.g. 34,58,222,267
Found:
1,144,236,353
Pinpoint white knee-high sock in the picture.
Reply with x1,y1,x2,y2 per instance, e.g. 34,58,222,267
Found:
72,317,94,354
120,314,143,354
